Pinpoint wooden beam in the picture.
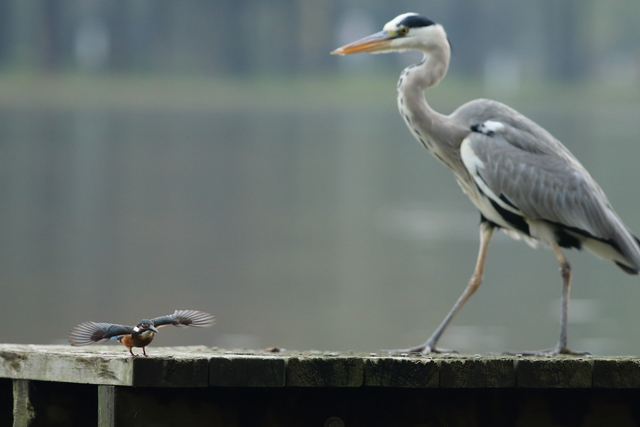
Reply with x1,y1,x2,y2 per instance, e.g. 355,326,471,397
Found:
98,386,115,427
12,380,34,427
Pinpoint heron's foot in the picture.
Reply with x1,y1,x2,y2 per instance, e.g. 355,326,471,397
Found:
504,346,590,357
381,342,457,355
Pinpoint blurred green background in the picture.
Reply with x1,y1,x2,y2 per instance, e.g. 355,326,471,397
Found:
2,0,640,355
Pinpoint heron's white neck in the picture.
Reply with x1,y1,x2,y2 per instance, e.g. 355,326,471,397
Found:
399,45,449,90
397,45,465,169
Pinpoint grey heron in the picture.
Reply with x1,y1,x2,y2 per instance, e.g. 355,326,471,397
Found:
331,13,640,355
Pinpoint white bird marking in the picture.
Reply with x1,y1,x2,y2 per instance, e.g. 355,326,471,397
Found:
460,138,484,172
475,120,505,136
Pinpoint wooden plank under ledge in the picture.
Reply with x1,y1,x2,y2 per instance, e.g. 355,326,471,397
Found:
3,344,640,426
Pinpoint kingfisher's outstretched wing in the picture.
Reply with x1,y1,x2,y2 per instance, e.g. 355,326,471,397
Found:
150,310,215,328
68,322,134,346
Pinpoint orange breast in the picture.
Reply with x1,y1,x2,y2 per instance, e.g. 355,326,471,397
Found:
118,335,135,349
117,331,155,349
131,332,155,348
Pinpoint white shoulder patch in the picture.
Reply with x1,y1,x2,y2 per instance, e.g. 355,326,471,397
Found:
475,120,505,136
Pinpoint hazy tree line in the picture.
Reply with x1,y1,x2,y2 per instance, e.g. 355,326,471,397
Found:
0,0,638,82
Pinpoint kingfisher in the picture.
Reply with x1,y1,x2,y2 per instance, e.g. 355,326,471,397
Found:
68,309,215,356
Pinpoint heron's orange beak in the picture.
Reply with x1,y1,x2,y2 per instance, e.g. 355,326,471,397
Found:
331,31,394,55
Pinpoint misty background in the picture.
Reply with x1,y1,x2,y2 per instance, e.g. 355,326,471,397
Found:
2,0,640,355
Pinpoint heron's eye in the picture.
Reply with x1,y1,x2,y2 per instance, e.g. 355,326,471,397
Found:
398,27,409,36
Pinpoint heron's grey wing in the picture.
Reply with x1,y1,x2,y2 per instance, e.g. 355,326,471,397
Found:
463,131,609,233
461,125,640,271
452,99,578,159
68,322,134,346
150,310,215,328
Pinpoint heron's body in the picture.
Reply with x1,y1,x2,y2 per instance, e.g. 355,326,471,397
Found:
332,13,640,355
68,310,215,357
413,94,639,271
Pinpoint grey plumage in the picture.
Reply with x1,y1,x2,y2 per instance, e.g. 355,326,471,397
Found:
457,100,640,273
332,12,640,355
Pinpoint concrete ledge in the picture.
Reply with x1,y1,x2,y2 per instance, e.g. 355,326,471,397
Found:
4,345,640,426
0,344,637,389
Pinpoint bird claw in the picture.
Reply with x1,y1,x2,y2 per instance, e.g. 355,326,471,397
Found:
381,343,458,355
504,346,590,357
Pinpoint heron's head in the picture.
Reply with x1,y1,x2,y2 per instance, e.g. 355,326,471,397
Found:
331,13,447,56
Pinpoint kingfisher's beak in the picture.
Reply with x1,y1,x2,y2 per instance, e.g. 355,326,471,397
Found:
149,326,159,333
331,31,394,55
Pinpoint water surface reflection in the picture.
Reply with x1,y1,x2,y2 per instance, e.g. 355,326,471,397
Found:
2,103,639,355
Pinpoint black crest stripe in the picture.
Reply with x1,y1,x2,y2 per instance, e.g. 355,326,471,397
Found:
399,15,435,28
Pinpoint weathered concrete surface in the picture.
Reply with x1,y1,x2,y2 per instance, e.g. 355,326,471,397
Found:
4,345,640,426
2,344,640,389
0,344,213,387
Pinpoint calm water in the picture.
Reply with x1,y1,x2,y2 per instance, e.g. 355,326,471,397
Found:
2,98,640,355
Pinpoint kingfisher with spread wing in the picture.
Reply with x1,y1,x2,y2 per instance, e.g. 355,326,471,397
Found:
68,310,215,356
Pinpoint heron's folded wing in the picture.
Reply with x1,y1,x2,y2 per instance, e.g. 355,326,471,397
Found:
461,128,617,240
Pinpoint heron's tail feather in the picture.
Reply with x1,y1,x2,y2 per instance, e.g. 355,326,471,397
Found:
616,234,640,275
576,218,640,275
608,230,640,275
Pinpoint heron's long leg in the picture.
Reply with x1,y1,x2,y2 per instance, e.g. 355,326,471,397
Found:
554,244,572,353
386,221,495,354
506,243,588,356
